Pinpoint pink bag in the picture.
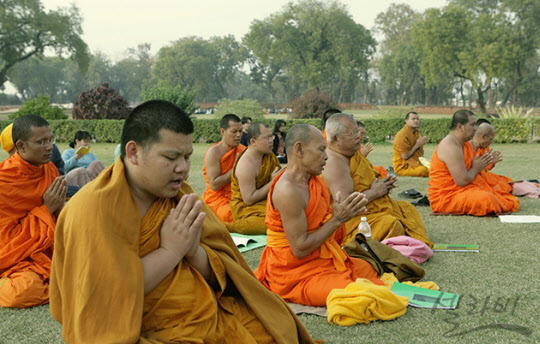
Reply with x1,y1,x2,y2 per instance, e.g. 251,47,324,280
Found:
381,236,433,264
511,181,540,199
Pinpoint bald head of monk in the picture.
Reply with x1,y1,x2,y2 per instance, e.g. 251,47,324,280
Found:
450,109,477,142
121,100,195,202
220,114,243,148
286,124,327,176
326,113,361,157
248,122,274,155
472,123,495,149
12,114,54,166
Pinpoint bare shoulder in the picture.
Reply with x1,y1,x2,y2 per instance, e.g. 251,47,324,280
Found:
235,153,257,178
205,144,225,164
323,152,350,181
437,135,462,164
273,174,307,210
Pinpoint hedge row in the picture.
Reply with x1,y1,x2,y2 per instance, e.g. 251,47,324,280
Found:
1,118,538,144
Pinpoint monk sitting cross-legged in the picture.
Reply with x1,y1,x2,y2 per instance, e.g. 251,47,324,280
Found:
392,111,429,177
202,114,246,224
427,110,519,216
227,122,281,234
322,114,432,247
50,100,318,343
255,124,383,307
470,121,513,194
0,115,67,308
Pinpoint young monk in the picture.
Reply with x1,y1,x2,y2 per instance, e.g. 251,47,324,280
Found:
322,114,432,247
50,100,318,343
255,124,383,307
0,115,66,308
428,110,519,216
202,114,246,224
227,122,281,234
392,111,429,177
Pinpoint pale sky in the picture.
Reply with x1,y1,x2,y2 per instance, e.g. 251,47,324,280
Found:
41,0,448,60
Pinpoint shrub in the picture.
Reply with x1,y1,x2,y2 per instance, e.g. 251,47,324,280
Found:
9,95,67,120
142,85,199,115
288,87,339,119
213,99,264,119
496,105,534,119
72,82,130,120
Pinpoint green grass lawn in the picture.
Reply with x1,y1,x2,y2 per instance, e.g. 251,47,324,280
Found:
1,142,539,343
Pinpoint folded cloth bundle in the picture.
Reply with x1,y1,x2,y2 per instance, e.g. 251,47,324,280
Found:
512,180,540,199
399,189,423,199
326,278,408,326
381,236,433,264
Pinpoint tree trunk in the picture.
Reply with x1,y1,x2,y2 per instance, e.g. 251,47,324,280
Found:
476,87,487,113
487,88,495,110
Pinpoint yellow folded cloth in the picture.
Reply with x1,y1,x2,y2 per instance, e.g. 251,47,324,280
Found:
381,272,439,291
326,278,408,326
419,157,431,169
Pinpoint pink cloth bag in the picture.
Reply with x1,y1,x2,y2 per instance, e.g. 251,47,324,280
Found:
511,181,540,199
381,236,433,264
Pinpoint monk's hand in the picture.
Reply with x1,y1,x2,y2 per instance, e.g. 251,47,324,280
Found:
370,177,393,198
472,153,492,172
416,136,428,147
160,193,207,262
361,142,374,157
333,192,367,224
490,150,503,166
43,177,67,213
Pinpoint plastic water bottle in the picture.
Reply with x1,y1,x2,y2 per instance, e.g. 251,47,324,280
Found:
357,217,371,238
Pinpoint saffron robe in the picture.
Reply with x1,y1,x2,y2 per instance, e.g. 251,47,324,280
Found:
344,152,432,248
202,143,246,224
475,146,513,194
50,158,317,344
0,153,58,308
255,171,382,307
227,151,280,234
392,125,429,177
323,130,388,178
427,142,519,216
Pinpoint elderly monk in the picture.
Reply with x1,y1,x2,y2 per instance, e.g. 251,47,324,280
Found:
0,115,66,308
428,110,519,216
470,122,512,193
202,114,246,224
322,114,432,247
255,124,383,307
50,100,318,343
227,122,281,234
392,112,429,177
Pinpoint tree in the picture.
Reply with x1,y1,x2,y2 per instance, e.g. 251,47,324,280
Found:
110,44,152,103
63,52,112,102
208,35,248,99
0,0,89,88
244,0,375,102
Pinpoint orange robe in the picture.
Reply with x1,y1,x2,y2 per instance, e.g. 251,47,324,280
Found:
427,141,519,216
202,143,246,224
345,151,432,247
255,171,382,307
0,153,58,308
227,151,280,234
392,125,429,177
323,130,387,178
50,159,316,343
475,146,513,194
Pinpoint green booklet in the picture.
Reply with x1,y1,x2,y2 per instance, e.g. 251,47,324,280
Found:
391,282,460,309
432,244,479,252
230,233,267,253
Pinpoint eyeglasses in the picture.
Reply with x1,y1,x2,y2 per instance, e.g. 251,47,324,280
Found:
339,129,361,137
27,138,56,147
263,135,276,141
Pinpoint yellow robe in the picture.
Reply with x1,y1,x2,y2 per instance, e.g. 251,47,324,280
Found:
344,152,433,247
392,125,429,177
227,151,280,234
50,158,317,343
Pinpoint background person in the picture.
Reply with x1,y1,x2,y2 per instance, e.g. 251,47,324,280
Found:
272,119,287,164
62,130,104,188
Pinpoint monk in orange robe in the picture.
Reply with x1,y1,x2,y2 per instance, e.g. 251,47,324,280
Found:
202,114,246,224
255,124,382,307
323,114,432,247
392,112,429,177
428,110,519,216
470,122,513,193
0,115,66,308
50,100,318,343
227,122,280,234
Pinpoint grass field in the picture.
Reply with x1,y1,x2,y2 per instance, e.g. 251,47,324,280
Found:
1,142,539,343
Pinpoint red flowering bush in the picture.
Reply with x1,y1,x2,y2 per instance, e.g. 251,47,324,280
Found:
288,87,339,119
72,83,130,119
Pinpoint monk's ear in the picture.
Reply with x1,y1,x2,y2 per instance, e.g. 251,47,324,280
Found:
294,141,303,156
15,140,25,152
125,141,140,165
220,128,226,136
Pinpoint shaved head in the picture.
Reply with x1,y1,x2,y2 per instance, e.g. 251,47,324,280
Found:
476,123,495,136
286,124,319,152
